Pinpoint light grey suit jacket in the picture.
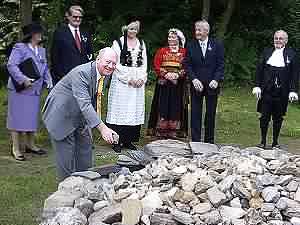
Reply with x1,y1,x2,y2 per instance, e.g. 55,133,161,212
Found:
42,61,103,141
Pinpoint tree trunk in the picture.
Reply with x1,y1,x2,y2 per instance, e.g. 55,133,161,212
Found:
20,0,32,35
202,0,211,20
216,0,236,40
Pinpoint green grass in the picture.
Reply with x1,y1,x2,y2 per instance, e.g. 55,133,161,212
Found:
1,85,300,225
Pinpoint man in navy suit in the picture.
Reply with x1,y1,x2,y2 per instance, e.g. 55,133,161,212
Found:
185,20,224,143
51,5,93,85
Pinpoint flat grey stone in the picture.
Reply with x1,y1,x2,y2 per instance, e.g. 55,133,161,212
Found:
88,204,122,224
40,207,87,225
150,212,179,225
71,171,101,180
121,199,142,225
219,205,246,220
206,186,227,206
192,202,212,214
190,142,219,155
170,208,195,225
43,190,83,211
144,139,191,158
287,180,299,192
74,198,94,217
262,186,280,202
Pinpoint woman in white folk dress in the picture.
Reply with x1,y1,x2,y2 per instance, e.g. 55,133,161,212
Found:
106,20,147,152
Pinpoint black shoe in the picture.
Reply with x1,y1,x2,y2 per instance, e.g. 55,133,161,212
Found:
123,143,137,150
25,147,47,155
112,144,122,153
11,149,25,161
272,144,281,149
256,143,266,149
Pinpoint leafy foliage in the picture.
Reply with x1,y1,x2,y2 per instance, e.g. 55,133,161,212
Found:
1,0,300,85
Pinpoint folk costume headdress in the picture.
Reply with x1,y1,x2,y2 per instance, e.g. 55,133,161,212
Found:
168,28,186,48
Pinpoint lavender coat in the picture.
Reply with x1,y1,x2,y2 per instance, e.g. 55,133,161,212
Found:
6,43,52,131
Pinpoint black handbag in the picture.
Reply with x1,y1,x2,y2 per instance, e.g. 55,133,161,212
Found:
8,58,41,92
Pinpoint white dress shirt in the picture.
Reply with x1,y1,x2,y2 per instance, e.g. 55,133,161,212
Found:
68,24,81,41
266,48,285,67
199,38,208,57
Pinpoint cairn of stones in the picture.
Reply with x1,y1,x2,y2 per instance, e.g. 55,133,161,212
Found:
40,140,300,225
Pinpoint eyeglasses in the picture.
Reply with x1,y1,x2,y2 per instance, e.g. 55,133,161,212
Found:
72,15,83,19
274,37,284,40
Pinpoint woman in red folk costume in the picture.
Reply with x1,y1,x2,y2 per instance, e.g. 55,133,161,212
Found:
148,28,188,138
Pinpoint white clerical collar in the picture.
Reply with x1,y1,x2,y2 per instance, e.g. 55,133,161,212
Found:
266,47,285,67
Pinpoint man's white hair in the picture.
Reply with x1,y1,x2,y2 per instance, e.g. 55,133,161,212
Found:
274,30,288,44
195,19,210,32
96,47,117,61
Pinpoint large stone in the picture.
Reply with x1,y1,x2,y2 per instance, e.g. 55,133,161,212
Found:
43,190,83,211
181,172,199,192
192,202,212,214
71,171,101,180
88,204,122,224
276,198,288,210
93,200,109,211
220,206,246,220
83,180,105,201
259,150,280,160
58,176,88,193
141,191,163,216
261,203,275,212
275,163,300,176
281,198,300,217
121,199,142,225
194,175,216,194
40,207,87,225
232,181,251,199
287,180,299,192
231,197,242,208
291,217,300,225
189,142,219,155
218,175,236,192
295,187,300,202
170,208,195,225
256,174,276,186
206,186,227,206
144,139,191,158
262,186,280,202
199,210,222,225
74,198,94,217
275,175,293,186
150,212,179,225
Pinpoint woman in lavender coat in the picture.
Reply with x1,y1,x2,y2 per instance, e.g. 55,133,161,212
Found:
6,23,52,160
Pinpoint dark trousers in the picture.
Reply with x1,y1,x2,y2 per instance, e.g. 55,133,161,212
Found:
259,95,284,146
191,91,218,143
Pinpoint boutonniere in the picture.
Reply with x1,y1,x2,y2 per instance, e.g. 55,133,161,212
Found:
207,44,212,51
81,35,88,43
286,56,290,64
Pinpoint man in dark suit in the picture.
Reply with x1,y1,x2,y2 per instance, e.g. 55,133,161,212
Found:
51,5,93,85
252,30,298,149
185,20,224,143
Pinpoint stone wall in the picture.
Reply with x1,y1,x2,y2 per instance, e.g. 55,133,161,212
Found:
40,141,300,225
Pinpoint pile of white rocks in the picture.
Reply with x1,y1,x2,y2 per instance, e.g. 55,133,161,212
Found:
40,141,300,225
